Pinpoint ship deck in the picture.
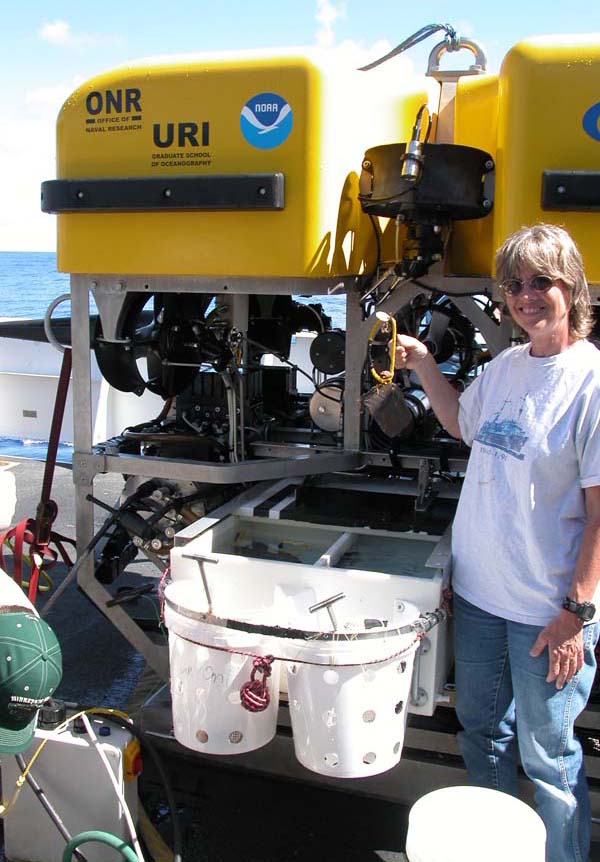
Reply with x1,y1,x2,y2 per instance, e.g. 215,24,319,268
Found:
0,457,414,862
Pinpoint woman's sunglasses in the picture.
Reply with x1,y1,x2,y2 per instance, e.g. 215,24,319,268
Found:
499,275,556,297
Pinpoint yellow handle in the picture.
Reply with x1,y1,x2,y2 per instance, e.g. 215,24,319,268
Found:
369,314,397,384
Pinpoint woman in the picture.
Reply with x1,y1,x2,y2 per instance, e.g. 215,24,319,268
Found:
395,223,600,862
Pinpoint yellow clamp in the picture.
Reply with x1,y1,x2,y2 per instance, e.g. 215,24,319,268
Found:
369,312,397,385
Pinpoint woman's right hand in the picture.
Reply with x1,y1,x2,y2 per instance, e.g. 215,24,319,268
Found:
392,334,430,369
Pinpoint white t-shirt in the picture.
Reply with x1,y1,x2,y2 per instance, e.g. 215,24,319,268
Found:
453,339,600,626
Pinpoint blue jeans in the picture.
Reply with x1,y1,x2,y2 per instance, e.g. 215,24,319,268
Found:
454,593,599,862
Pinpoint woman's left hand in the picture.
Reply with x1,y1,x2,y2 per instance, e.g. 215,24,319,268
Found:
530,611,584,689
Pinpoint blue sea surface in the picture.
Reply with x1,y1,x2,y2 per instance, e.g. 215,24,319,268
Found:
0,251,346,458
0,250,347,326
0,251,71,318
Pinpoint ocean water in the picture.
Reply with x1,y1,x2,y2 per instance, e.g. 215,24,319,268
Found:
0,251,71,319
0,251,346,458
0,250,346,327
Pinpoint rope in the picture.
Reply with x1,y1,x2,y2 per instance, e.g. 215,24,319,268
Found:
369,314,397,384
173,630,421,669
240,655,275,712
0,346,75,603
358,23,458,71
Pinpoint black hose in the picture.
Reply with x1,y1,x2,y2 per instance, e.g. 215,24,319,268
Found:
245,336,315,385
411,277,492,299
92,713,183,862
133,720,182,862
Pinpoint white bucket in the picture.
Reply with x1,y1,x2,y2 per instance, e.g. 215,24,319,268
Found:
285,603,420,778
164,580,281,755
405,786,546,862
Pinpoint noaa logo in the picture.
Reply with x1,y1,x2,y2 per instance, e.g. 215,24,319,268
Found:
240,92,293,149
582,101,600,141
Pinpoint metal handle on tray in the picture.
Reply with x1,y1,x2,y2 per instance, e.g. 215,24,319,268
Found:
308,592,346,631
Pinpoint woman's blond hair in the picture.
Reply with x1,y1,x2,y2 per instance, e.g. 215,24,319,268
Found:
495,223,593,339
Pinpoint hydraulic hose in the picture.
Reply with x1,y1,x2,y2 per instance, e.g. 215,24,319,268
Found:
80,713,144,861
130,718,183,862
90,710,183,862
62,830,138,862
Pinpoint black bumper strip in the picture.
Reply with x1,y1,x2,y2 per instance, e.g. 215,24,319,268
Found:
542,170,600,211
41,173,285,213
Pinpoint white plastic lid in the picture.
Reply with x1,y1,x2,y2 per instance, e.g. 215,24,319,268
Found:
405,786,546,862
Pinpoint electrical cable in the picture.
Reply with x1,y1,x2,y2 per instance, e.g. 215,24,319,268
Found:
411,278,492,299
122,397,174,435
80,712,144,861
15,753,88,862
129,719,182,862
245,337,315,385
236,365,246,461
299,302,325,332
89,709,183,862
358,23,459,71
2,706,179,862
220,369,238,463
367,214,382,272
0,718,68,816
137,802,174,862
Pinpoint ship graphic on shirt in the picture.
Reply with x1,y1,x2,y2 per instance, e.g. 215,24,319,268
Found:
474,397,528,460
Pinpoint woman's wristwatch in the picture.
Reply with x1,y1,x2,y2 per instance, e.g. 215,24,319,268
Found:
562,596,596,622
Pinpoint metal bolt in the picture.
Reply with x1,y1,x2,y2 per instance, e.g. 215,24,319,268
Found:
484,159,494,171
557,185,566,194
150,538,163,551
257,186,267,196
482,199,492,210
418,636,431,656
362,159,372,170
163,188,172,198
76,190,84,199
411,688,428,707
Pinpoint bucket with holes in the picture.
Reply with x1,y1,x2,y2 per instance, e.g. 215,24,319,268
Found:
285,601,420,778
163,580,281,755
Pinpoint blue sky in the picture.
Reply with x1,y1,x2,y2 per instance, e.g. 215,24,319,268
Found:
1,0,599,251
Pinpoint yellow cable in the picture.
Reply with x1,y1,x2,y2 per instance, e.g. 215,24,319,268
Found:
369,314,397,384
0,706,132,817
0,708,87,817
88,707,132,724
138,803,174,862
